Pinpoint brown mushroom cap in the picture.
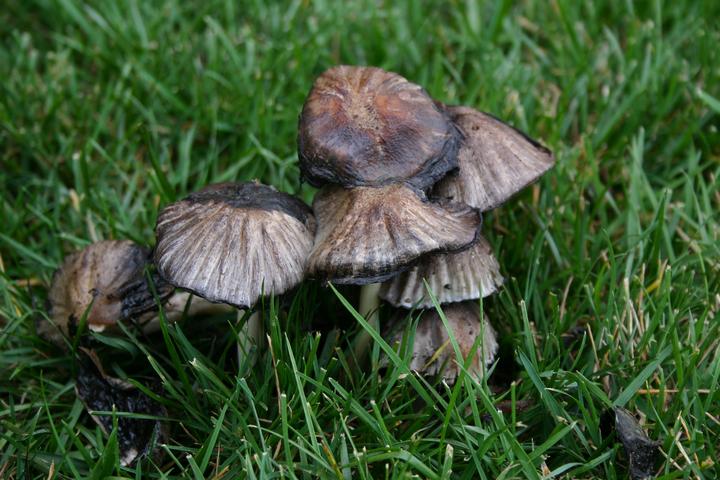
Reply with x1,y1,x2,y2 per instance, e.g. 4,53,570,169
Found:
379,235,503,308
306,183,482,284
384,301,497,382
154,182,316,308
44,240,174,343
298,65,462,190
434,105,555,211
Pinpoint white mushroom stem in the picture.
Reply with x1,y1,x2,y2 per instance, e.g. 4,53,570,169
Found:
164,292,233,320
353,282,381,363
237,310,263,372
135,293,233,335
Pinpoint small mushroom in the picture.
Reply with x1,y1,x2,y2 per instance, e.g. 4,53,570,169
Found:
384,301,497,382
298,65,462,190
433,105,555,211
154,181,316,366
41,240,183,345
306,183,483,284
379,235,503,309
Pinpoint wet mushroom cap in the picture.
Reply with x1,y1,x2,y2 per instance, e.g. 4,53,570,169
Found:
379,235,503,309
307,183,482,284
434,105,555,211
384,301,498,381
298,65,462,190
45,240,173,341
154,182,316,308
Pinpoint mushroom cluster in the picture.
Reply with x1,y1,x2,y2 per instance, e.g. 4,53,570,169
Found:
298,66,554,380
41,65,552,467
43,65,553,381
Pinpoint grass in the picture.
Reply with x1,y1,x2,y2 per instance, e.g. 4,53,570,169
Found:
1,0,719,477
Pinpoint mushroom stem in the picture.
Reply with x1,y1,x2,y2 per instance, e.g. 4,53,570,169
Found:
237,310,263,373
353,282,381,364
164,293,234,322
139,293,234,334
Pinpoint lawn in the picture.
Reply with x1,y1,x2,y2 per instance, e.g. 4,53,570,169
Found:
1,0,719,478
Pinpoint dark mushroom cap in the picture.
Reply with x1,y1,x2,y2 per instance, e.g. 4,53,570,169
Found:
434,105,555,211
44,240,173,343
298,65,462,190
384,301,497,382
154,182,316,308
379,235,503,308
306,184,482,285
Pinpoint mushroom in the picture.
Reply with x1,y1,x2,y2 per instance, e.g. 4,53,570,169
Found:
433,105,555,211
384,301,497,382
298,65,462,191
40,240,225,346
378,235,503,309
153,181,316,366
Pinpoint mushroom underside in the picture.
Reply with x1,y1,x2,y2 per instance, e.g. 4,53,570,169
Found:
379,235,504,308
434,105,554,211
307,183,483,285
154,182,316,308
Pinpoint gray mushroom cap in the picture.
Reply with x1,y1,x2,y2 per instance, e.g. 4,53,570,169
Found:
306,183,483,285
434,105,555,211
154,182,316,308
384,301,498,382
379,235,503,308
42,240,174,344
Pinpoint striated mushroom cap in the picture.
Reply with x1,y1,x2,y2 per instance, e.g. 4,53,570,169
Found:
43,240,174,343
385,301,498,382
307,184,482,285
379,235,503,309
434,105,554,211
298,65,461,190
154,182,316,308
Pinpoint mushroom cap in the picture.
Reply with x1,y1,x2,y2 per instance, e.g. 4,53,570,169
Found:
433,105,554,211
307,184,482,284
379,235,503,308
44,240,173,343
154,182,316,308
298,65,462,190
384,301,498,382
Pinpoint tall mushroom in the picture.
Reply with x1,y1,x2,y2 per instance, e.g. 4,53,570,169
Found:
297,66,482,361
153,181,316,367
40,240,227,347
